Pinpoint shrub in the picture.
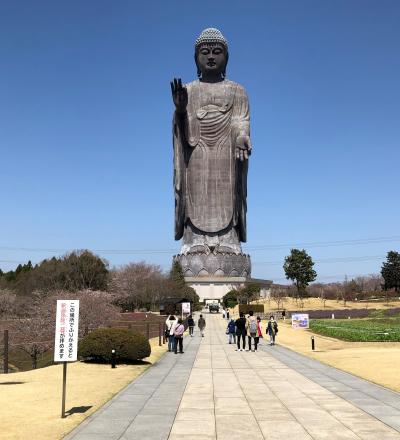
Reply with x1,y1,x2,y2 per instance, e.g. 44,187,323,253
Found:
238,304,264,314
79,328,151,363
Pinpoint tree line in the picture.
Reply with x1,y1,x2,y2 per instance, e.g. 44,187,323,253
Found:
222,248,400,308
0,251,200,370
0,250,199,312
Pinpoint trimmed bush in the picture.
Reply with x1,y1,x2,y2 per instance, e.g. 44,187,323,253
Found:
238,304,264,314
79,328,151,363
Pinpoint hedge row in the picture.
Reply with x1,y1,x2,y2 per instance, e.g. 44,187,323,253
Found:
79,328,151,363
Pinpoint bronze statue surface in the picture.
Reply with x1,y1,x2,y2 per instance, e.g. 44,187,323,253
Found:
171,28,252,277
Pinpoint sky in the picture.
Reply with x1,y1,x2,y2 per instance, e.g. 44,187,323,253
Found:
1,0,399,283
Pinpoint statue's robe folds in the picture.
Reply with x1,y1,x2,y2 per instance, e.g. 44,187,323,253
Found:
173,79,250,251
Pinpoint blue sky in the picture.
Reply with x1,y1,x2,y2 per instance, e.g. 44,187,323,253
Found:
1,0,399,283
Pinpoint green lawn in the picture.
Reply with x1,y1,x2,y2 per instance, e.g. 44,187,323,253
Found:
310,318,400,342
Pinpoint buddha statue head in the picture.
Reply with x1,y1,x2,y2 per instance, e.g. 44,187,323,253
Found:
194,28,229,81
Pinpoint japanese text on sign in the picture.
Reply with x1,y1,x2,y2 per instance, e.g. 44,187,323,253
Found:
54,300,80,362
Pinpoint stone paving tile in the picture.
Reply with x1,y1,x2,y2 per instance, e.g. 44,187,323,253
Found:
258,420,312,439
215,396,252,415
66,435,122,440
378,416,400,431
174,408,215,422
120,413,175,440
168,436,216,440
75,418,131,435
169,419,216,437
248,405,295,421
215,415,264,440
65,314,400,440
64,329,201,440
266,343,400,434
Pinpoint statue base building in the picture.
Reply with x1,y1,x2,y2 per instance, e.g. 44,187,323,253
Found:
184,275,248,303
173,251,252,303
173,252,272,303
183,274,272,304
173,251,251,278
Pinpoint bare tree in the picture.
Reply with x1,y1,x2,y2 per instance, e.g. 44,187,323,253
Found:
110,262,165,311
270,285,286,310
10,293,54,369
9,289,120,369
0,289,17,317
46,290,121,335
342,278,358,306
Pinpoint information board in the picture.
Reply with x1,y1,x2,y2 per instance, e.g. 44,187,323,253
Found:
291,313,309,329
181,302,191,314
54,300,80,362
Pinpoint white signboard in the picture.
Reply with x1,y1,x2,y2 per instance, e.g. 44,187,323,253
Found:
54,300,80,362
291,313,309,329
181,302,191,314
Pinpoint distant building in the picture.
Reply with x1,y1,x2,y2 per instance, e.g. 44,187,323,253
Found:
185,276,272,303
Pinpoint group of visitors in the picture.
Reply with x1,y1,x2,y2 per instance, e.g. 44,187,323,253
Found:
226,312,278,351
165,313,206,354
165,309,278,354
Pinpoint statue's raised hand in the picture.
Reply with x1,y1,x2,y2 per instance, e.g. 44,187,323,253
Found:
170,78,188,114
235,134,252,161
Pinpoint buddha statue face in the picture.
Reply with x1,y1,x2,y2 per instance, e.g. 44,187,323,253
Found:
195,43,228,81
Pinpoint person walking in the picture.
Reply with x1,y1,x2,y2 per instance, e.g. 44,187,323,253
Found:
267,315,278,345
174,318,185,353
165,314,177,352
222,309,226,319
254,316,263,351
187,314,195,337
282,309,286,321
226,310,230,320
198,314,206,337
226,318,236,344
235,312,247,351
247,311,258,352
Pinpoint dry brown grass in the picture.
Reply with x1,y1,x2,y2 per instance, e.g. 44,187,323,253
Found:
255,297,400,312
230,299,400,392
0,337,167,440
274,320,400,392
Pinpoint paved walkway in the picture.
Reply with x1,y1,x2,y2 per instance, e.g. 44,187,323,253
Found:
65,314,400,440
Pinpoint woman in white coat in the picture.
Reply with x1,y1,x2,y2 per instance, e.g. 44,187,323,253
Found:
165,315,177,352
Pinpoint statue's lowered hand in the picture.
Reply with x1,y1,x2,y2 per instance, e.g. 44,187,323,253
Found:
235,135,252,161
170,77,188,114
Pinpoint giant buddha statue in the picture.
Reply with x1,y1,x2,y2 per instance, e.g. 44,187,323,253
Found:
171,28,252,277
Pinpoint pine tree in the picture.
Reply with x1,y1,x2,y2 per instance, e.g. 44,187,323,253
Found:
283,249,317,299
169,261,201,309
381,251,400,292
170,261,186,290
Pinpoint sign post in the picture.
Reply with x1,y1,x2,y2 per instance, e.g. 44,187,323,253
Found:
291,313,309,329
54,300,80,418
181,302,191,316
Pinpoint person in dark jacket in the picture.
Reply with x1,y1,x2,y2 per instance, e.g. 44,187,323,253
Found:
226,318,236,344
235,312,247,351
187,315,195,337
267,315,278,345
